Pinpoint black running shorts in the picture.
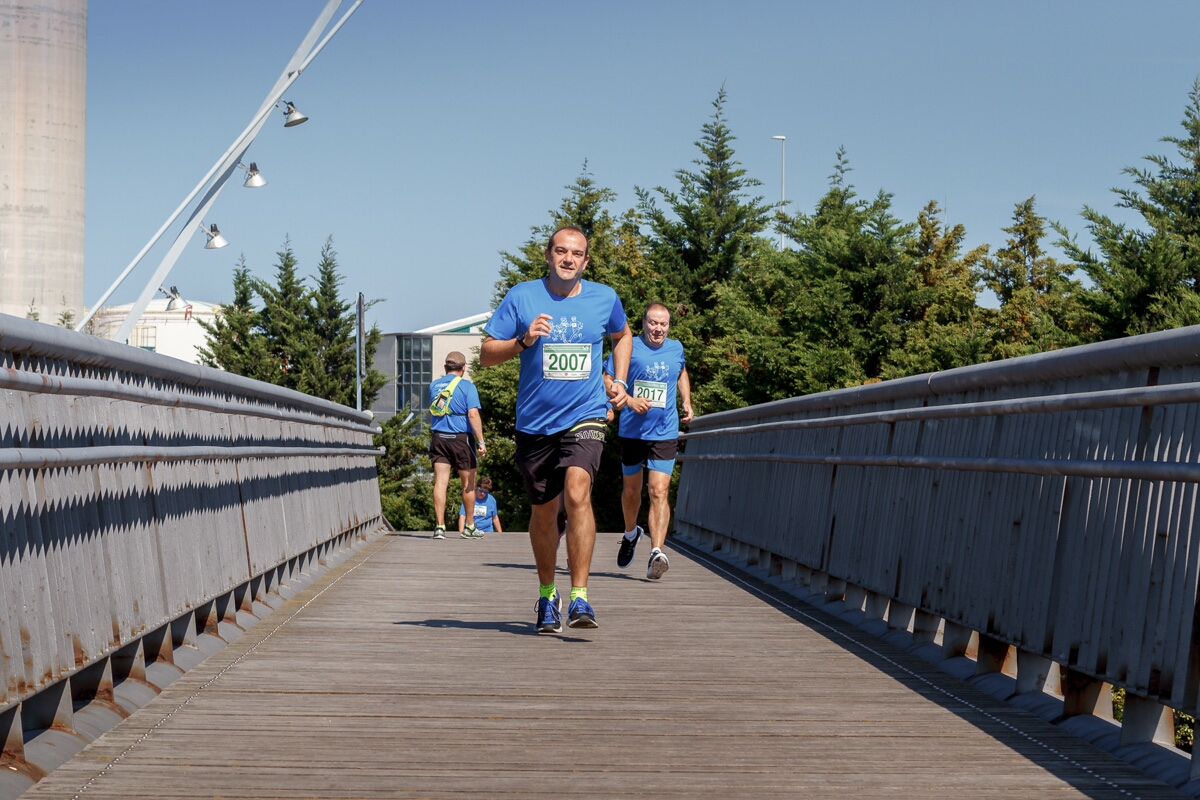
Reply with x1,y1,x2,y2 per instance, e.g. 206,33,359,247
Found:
514,418,607,505
428,431,477,471
618,437,679,468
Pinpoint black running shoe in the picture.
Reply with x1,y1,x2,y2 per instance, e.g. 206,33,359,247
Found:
616,526,643,568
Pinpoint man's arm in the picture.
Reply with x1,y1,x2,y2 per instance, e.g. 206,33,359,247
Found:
678,366,694,424
457,511,466,533
467,407,487,456
607,324,632,410
480,313,553,367
492,514,503,533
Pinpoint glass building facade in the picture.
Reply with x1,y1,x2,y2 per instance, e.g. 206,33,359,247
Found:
396,334,433,413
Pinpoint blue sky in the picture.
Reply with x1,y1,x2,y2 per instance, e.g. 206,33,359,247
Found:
86,1,1200,332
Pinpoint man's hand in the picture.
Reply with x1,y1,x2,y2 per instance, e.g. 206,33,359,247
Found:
607,380,629,410
626,396,651,414
526,313,553,343
681,401,694,424
477,441,488,457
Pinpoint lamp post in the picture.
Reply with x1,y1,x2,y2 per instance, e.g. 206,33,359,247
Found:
772,135,786,250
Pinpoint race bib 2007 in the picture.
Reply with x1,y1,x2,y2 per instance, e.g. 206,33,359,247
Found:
543,343,592,380
634,379,668,409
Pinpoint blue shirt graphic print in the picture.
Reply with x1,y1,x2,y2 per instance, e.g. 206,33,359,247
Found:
459,492,498,532
604,336,685,441
484,278,627,435
427,373,480,434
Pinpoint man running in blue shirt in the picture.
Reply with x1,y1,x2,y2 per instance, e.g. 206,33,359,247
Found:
604,302,693,579
427,351,487,540
480,226,631,633
458,476,503,534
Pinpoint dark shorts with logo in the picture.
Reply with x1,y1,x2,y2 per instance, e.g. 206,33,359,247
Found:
618,437,679,468
514,418,607,505
429,431,477,471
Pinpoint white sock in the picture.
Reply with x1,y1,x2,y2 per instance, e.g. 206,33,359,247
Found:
650,547,662,556
624,528,639,541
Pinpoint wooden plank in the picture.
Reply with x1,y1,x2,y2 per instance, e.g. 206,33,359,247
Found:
27,532,1188,799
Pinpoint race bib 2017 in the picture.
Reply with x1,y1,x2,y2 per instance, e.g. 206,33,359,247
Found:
634,379,668,409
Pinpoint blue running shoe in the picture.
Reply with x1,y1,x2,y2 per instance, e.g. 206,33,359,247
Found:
536,593,562,634
568,597,598,629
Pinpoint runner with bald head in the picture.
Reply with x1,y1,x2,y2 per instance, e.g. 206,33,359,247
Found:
604,302,693,579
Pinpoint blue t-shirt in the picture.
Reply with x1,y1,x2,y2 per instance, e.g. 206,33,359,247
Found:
604,335,686,441
459,492,498,532
427,373,481,434
484,278,627,435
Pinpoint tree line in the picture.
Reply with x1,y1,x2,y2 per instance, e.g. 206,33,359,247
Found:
198,236,387,408
380,81,1200,533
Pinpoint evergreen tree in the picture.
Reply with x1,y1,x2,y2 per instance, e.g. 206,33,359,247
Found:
637,87,771,326
776,150,918,382
980,197,1094,358
880,201,990,378
302,237,387,407
197,257,270,380
1058,79,1200,338
254,239,311,391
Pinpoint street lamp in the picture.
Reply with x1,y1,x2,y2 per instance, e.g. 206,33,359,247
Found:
772,135,786,250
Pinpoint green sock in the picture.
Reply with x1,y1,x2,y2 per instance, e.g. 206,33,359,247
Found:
466,524,477,532
539,583,557,601
570,586,587,603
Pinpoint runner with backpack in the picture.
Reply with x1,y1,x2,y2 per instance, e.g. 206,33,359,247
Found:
427,351,487,539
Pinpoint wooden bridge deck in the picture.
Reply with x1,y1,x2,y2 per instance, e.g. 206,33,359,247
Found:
27,531,1188,799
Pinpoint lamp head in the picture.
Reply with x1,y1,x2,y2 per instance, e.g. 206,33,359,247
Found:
240,161,268,188
202,222,229,249
772,135,786,141
279,100,308,127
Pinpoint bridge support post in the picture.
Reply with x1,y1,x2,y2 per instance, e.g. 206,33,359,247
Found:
975,635,1016,677
1119,695,1175,746
912,610,940,646
941,621,976,660
1059,667,1113,718
843,584,867,615
0,705,26,767
1015,651,1059,695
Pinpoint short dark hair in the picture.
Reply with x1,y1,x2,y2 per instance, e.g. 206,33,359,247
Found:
478,476,493,492
547,226,589,255
643,302,670,321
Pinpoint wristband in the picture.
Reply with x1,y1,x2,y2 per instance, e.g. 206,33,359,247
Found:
516,336,530,350
612,379,628,389
477,440,485,446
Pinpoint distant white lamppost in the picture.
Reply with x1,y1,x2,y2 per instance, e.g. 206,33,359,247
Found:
772,135,786,250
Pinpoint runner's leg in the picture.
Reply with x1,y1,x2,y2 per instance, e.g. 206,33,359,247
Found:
563,465,596,588
459,469,477,522
432,461,452,528
646,468,671,550
530,496,561,586
621,469,643,534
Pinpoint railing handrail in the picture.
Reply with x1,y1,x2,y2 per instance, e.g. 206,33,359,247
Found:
0,312,373,426
681,379,1200,440
688,323,1200,430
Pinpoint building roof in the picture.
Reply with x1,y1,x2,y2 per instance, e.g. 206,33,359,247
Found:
412,311,491,334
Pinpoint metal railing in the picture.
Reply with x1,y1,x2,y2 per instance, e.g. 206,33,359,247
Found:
0,314,384,787
676,324,1200,779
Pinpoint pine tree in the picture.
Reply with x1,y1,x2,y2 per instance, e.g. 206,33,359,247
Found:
197,257,270,379
1058,79,1200,338
254,239,311,391
981,197,1094,358
880,201,989,378
637,87,770,322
